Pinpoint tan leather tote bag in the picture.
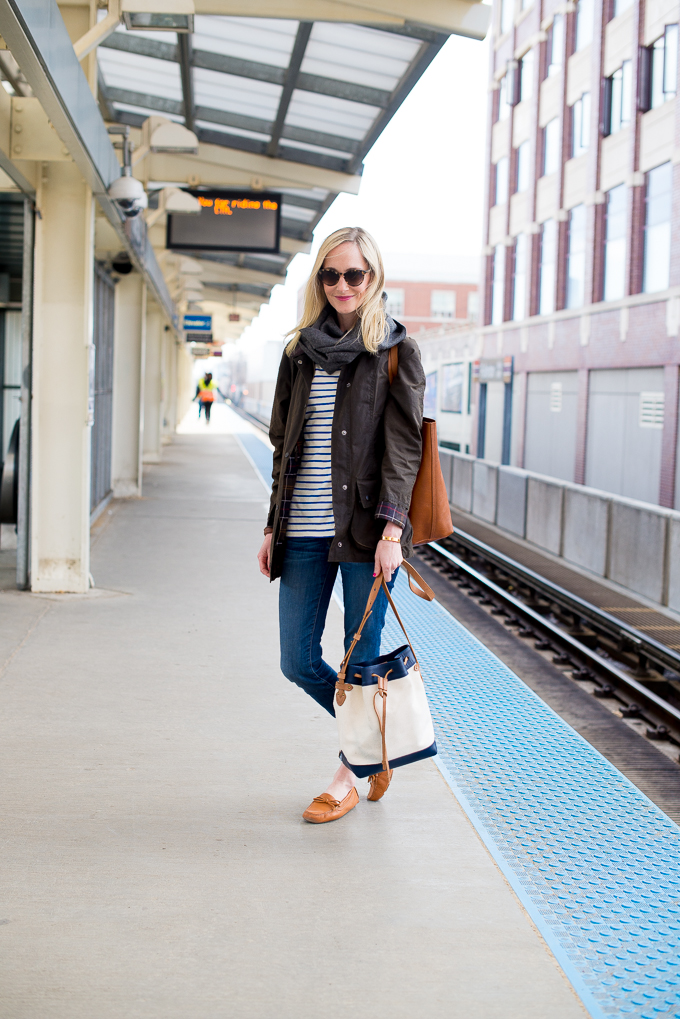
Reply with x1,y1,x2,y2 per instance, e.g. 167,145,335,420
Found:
388,346,453,546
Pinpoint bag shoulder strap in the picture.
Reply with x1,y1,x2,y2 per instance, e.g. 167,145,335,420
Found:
336,561,433,691
388,345,398,386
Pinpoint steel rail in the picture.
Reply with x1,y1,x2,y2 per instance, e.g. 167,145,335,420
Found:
442,528,680,678
424,540,680,731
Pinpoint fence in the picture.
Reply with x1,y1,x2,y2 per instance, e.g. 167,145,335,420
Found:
439,448,680,612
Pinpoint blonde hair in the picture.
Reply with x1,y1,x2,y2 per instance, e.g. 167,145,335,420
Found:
285,226,386,355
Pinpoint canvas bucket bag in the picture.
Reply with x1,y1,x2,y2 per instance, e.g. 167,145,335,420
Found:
334,560,438,778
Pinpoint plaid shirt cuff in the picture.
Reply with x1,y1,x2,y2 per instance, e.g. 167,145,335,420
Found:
375,501,408,528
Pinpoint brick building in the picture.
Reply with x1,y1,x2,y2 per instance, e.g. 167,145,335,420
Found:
384,252,479,334
475,0,680,508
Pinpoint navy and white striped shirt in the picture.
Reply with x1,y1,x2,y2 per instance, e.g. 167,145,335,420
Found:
287,368,340,537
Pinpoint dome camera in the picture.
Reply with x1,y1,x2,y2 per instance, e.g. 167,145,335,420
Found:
108,174,148,218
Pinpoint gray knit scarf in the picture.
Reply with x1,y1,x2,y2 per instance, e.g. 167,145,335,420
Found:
295,301,405,374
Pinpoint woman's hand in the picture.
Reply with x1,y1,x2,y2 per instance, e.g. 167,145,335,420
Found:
373,522,403,583
257,533,272,578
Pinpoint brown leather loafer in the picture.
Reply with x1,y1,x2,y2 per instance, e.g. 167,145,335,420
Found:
302,787,359,823
367,768,393,801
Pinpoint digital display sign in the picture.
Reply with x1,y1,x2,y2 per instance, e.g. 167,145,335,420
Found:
167,190,281,253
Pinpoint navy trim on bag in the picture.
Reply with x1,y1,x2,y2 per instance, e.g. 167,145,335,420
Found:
350,644,414,685
340,741,438,778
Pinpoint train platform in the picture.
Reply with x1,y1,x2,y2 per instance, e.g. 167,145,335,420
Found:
0,405,678,1019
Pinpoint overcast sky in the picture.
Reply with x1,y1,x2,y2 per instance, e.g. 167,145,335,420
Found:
237,30,491,349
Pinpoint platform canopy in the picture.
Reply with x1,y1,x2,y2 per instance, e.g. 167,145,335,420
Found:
94,3,489,337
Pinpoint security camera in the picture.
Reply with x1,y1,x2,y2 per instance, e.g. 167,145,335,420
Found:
108,174,148,218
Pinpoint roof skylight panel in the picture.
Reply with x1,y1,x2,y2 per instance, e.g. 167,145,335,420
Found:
307,23,421,63
192,16,297,67
193,67,281,120
301,24,421,91
285,90,379,140
98,49,183,100
279,203,316,222
281,138,352,160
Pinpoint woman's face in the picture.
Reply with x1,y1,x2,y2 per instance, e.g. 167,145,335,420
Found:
320,241,372,322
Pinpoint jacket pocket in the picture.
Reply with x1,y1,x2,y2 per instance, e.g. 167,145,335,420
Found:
356,477,380,509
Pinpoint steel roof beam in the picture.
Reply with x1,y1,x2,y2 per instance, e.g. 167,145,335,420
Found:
190,0,491,39
177,33,195,134
101,33,391,107
141,138,361,192
267,20,312,158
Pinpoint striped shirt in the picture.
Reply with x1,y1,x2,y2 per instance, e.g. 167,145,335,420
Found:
287,368,340,537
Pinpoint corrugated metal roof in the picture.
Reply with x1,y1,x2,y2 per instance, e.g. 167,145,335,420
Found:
95,13,458,329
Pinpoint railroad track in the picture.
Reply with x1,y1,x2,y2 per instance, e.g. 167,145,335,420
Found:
417,531,680,758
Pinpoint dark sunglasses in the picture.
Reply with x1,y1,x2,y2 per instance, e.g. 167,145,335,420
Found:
318,267,371,287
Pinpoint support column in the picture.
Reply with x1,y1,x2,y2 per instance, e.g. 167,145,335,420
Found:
660,364,679,508
111,273,146,497
143,300,162,464
573,368,590,485
31,161,94,593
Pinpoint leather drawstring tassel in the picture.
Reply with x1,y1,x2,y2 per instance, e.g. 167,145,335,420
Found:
372,670,391,774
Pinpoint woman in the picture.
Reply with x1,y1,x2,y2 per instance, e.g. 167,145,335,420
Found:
257,226,425,824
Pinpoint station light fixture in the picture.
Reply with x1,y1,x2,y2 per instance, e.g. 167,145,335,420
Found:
131,117,199,169
145,186,201,228
74,0,193,61
122,0,193,31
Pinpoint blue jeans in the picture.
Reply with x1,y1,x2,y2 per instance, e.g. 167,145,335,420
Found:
279,538,396,717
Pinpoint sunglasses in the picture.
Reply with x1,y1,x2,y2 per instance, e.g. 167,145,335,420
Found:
318,267,371,288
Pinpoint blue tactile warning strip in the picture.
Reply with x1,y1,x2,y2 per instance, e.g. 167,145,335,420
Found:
381,570,680,1019
236,438,680,1017
234,430,272,492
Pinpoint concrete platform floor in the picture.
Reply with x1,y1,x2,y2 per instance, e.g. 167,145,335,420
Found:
0,411,587,1019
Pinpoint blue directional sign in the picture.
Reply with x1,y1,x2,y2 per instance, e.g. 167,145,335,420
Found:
183,314,212,332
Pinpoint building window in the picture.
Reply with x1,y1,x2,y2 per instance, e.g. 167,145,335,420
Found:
543,117,560,176
383,288,404,318
491,245,506,325
500,0,514,35
650,26,678,108
605,61,632,134
512,234,528,321
547,14,564,77
495,156,510,205
497,74,511,121
431,290,456,319
613,0,633,15
519,49,534,101
467,291,479,322
441,363,465,413
603,184,627,301
643,161,672,293
516,140,531,192
539,219,557,315
566,204,587,308
575,0,593,51
571,92,590,158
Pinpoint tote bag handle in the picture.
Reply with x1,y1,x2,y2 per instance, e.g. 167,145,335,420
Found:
336,561,434,701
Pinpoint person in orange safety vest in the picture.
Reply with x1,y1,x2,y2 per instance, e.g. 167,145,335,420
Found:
195,372,218,424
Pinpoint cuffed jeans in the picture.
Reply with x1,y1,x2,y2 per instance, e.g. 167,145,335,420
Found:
279,537,396,717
